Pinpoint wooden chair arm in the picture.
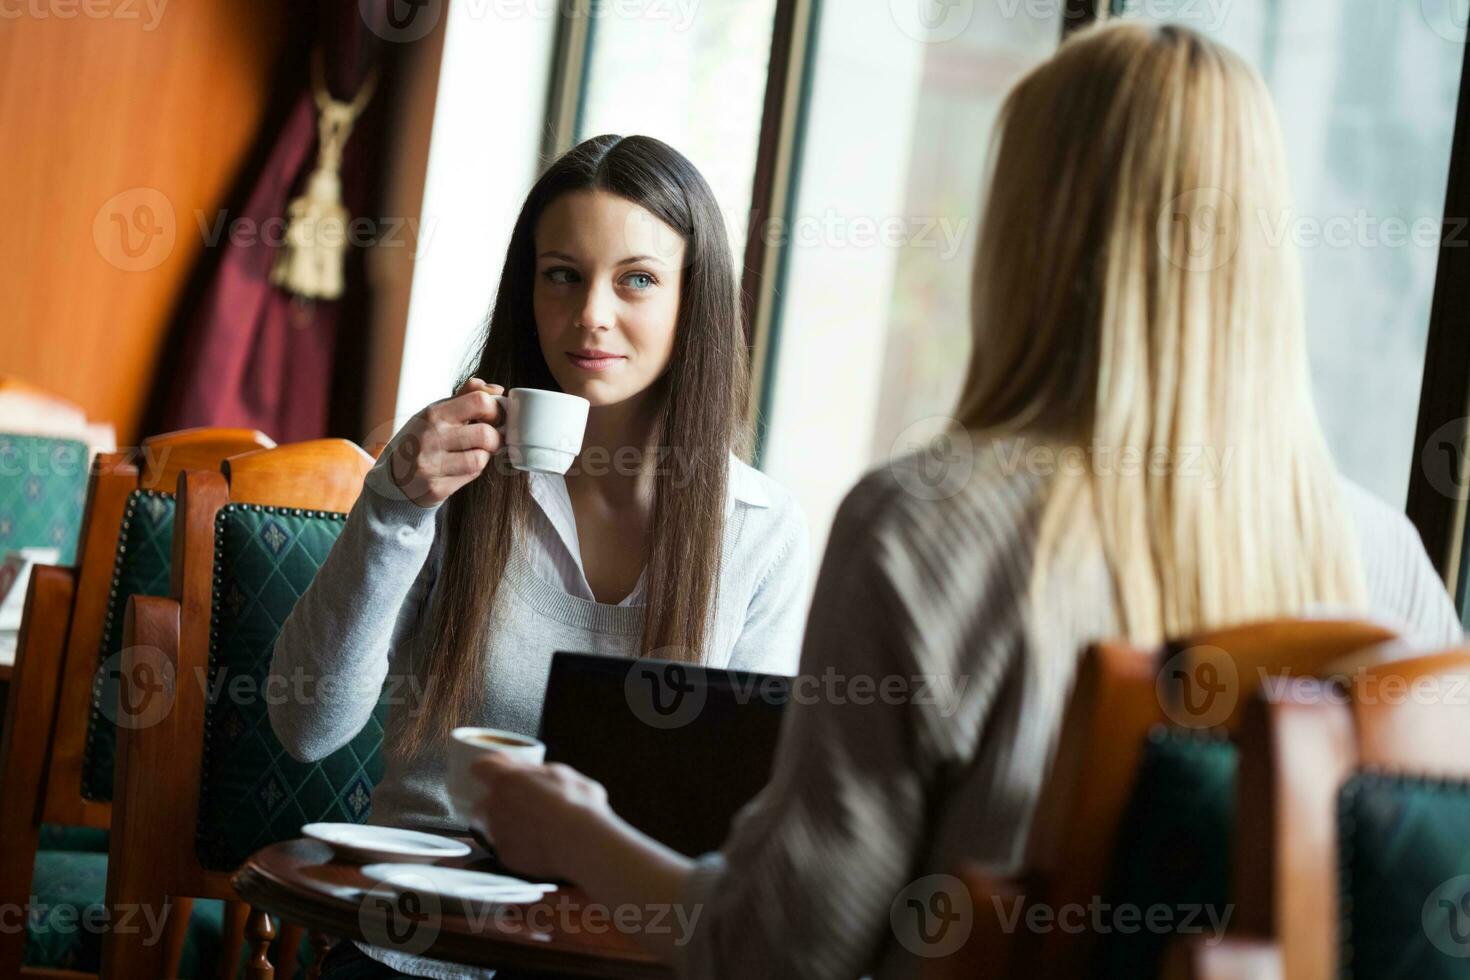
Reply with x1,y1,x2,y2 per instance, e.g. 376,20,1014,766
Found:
2,563,77,752
922,868,1031,980
0,565,77,979
1162,936,1283,980
103,594,184,980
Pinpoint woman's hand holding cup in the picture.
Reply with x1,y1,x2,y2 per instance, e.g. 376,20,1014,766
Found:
387,377,505,507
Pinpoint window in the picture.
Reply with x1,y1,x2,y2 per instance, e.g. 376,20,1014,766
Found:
577,0,780,258
1119,0,1466,507
392,3,559,423
758,0,1063,557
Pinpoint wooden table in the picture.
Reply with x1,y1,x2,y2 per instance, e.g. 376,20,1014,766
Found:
233,838,675,979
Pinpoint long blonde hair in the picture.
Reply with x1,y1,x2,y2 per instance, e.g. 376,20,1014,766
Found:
958,21,1366,643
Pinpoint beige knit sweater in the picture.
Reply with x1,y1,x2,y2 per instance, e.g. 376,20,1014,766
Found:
675,436,1462,980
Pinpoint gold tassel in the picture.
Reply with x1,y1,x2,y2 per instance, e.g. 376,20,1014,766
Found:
272,51,379,301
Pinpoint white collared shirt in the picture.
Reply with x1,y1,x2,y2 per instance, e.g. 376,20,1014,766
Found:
522,454,770,607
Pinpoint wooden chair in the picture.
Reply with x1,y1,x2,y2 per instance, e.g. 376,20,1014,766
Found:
1211,649,1470,980
0,428,273,978
102,440,382,979
923,618,1397,980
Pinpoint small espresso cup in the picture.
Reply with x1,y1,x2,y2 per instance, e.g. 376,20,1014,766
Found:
447,726,547,826
491,388,589,475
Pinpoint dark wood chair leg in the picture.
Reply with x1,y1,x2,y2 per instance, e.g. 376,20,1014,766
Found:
276,922,303,979
162,895,194,977
246,907,276,980
306,931,334,980
217,899,251,979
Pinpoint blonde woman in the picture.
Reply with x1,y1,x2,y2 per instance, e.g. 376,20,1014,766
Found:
469,22,1462,979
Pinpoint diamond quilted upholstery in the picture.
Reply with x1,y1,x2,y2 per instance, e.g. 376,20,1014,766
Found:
81,489,176,801
1090,728,1237,980
1340,773,1470,978
21,849,108,971
0,433,87,565
22,848,226,975
195,504,387,871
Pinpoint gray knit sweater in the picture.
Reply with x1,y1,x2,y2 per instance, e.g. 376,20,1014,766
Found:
267,452,810,833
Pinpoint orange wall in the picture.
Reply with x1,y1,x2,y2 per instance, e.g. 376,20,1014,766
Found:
0,1,287,444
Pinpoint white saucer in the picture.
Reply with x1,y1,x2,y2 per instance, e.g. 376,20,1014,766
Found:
302,823,472,864
360,863,557,907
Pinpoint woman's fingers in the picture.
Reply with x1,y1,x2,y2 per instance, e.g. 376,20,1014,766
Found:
451,421,502,455
438,386,506,426
391,381,509,505
430,378,503,426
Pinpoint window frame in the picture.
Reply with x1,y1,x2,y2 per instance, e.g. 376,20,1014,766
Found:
1408,35,1470,595
540,0,1470,592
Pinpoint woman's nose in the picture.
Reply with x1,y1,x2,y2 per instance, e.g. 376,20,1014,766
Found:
575,280,615,332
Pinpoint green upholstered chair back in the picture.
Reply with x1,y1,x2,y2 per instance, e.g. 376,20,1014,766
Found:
80,488,177,801
0,433,88,564
1090,727,1238,979
195,503,387,870
21,848,229,973
1339,773,1470,978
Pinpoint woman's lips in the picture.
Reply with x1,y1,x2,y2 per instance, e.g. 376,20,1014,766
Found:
566,351,625,372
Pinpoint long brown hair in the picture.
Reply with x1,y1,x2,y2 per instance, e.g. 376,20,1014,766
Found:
400,135,749,755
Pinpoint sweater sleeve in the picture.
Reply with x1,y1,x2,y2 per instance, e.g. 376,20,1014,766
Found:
672,475,1007,980
725,495,810,677
267,452,443,762
1342,480,1464,648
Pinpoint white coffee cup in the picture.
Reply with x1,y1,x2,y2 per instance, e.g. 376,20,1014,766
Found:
491,388,589,475
447,726,546,825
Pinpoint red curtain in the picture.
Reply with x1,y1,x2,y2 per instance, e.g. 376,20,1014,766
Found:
155,1,391,443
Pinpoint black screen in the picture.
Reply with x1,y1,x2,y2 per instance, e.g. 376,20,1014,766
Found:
538,652,790,857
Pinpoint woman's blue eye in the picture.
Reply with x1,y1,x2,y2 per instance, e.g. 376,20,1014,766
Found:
545,267,578,284
624,273,655,290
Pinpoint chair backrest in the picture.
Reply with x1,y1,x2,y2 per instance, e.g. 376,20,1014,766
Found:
1020,619,1397,978
45,428,276,824
1238,649,1470,980
0,427,272,979
110,439,378,903
0,432,89,565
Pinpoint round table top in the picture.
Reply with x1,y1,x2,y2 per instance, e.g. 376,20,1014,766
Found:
232,837,675,979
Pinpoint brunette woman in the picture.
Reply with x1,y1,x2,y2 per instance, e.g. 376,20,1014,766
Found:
270,134,810,979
